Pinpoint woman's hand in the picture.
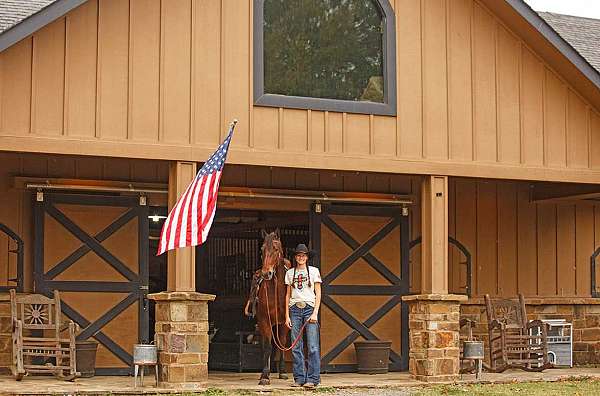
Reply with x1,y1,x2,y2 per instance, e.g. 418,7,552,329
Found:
308,313,318,323
286,317,292,329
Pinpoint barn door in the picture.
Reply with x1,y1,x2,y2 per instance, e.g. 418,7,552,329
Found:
310,203,409,372
34,193,149,375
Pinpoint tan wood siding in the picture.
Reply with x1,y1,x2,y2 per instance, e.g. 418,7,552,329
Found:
1,0,600,184
447,178,600,297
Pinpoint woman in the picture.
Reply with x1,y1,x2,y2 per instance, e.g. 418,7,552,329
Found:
285,243,322,388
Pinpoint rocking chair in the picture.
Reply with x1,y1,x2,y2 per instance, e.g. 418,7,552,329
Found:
484,294,552,372
10,289,79,380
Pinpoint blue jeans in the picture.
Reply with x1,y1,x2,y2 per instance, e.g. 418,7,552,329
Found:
290,305,320,385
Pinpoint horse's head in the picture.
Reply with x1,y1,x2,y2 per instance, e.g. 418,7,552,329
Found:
260,228,282,281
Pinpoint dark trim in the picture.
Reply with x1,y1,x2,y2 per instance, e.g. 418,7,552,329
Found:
94,368,133,376
321,294,402,364
45,209,138,279
0,223,24,292
45,193,137,207
591,247,600,297
0,0,88,52
323,285,406,295
321,295,401,367
76,293,139,340
137,202,150,344
505,0,600,93
409,236,472,297
252,0,397,116
321,215,400,285
42,281,138,292
45,204,138,281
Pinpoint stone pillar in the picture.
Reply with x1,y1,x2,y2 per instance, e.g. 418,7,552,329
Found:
149,291,215,388
402,294,467,382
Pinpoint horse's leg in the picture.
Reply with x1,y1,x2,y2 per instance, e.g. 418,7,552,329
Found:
259,334,272,386
277,324,289,379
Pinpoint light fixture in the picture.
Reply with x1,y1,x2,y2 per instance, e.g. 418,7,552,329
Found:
149,214,167,223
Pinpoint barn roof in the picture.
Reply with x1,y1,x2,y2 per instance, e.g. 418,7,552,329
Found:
539,12,600,74
0,0,86,52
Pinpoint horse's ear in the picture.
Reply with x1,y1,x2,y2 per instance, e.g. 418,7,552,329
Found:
261,229,268,239
274,228,280,238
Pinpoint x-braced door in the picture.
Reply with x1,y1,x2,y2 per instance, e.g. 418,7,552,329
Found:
34,193,149,375
310,203,409,372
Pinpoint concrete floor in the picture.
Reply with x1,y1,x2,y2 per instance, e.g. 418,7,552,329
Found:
0,368,599,394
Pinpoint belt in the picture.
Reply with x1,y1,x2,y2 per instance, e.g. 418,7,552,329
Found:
295,302,307,309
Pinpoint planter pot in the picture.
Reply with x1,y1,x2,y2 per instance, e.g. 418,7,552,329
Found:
354,340,392,374
76,340,99,378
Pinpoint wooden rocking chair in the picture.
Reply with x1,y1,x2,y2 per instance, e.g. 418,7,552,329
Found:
484,294,552,372
10,289,79,381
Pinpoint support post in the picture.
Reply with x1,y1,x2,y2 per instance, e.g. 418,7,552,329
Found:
167,161,197,292
421,175,448,294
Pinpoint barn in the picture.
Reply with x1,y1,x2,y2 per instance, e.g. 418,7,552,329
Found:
1,0,600,385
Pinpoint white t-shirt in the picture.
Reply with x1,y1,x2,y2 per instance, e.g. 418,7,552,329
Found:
284,266,322,307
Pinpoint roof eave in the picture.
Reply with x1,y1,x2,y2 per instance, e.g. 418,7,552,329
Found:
506,0,600,92
0,0,88,53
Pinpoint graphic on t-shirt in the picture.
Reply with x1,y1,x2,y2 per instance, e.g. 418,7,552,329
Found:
294,273,306,290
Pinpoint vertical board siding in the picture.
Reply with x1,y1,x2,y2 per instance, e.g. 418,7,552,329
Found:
567,91,590,169
472,3,497,162
193,0,221,146
421,0,448,160
495,26,520,164
396,0,423,158
97,0,129,140
0,38,32,135
161,0,191,144
65,0,97,138
520,47,544,166
31,19,65,136
0,0,598,180
544,69,567,167
449,178,598,297
447,0,472,162
130,0,160,142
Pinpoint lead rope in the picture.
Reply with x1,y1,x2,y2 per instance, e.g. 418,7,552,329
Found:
265,273,309,352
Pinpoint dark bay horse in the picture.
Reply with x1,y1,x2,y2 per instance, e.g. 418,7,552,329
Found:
254,229,290,385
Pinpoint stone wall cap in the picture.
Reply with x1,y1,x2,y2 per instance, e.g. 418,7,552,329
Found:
461,296,600,305
148,291,216,302
401,293,468,302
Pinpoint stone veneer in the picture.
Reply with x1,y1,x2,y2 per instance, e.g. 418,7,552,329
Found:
149,291,215,388
402,294,468,382
0,298,10,374
460,297,600,366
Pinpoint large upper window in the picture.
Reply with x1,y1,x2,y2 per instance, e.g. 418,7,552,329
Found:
253,0,396,115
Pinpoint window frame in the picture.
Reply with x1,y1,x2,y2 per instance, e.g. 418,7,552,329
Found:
253,0,397,116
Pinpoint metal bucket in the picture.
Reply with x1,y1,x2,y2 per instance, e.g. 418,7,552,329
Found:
463,340,484,360
354,340,392,374
133,344,157,365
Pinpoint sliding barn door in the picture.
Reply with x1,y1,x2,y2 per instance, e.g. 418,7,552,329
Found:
34,193,149,375
311,204,409,372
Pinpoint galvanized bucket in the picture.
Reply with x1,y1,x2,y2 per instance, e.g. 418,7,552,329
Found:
463,340,484,360
133,344,157,365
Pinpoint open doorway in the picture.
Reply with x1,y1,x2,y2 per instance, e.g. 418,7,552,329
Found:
198,209,309,371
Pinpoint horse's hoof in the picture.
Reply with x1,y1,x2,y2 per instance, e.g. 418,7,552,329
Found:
259,379,271,386
278,373,288,380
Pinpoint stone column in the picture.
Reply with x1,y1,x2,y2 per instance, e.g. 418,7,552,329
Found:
149,291,215,388
402,294,467,382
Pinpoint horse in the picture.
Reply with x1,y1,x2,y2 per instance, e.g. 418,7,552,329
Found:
251,229,290,385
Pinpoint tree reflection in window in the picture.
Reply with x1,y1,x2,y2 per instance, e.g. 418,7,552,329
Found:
263,0,384,103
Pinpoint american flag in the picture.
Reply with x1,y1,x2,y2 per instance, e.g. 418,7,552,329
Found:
157,121,236,255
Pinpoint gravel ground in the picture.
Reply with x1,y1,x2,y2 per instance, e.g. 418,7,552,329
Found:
324,388,413,395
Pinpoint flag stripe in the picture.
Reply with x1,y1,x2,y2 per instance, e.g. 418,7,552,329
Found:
157,123,235,256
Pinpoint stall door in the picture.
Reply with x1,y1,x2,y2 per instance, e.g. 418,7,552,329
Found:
310,204,409,372
34,193,149,375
